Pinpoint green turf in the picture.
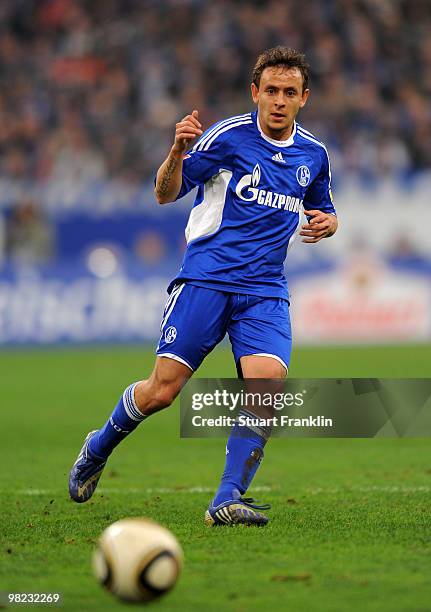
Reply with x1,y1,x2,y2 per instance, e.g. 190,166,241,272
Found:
1,344,431,611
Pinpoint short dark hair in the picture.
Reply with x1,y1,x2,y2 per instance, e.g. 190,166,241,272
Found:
252,46,309,93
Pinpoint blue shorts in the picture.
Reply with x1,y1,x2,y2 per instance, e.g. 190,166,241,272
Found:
156,283,292,374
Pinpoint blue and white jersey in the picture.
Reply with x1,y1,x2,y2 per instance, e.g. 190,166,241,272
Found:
170,110,336,300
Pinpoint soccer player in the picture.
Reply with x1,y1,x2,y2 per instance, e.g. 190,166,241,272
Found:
69,47,338,525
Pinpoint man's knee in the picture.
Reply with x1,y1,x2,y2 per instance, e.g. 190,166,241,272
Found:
134,378,182,413
151,382,181,410
133,357,192,415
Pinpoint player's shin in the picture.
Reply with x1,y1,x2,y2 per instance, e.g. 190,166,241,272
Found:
88,382,147,460
213,409,270,506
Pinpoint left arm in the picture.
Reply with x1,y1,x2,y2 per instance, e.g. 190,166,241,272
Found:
301,146,338,243
300,209,338,243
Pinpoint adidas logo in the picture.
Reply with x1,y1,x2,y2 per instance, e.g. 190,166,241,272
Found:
271,152,286,164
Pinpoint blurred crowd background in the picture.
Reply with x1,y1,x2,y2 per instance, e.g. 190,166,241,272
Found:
0,0,430,345
1,0,431,185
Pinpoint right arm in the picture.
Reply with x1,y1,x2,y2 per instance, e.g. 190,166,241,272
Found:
154,110,202,205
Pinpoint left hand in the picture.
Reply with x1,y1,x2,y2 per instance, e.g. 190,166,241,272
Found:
300,209,338,243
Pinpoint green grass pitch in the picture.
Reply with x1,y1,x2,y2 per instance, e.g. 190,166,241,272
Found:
1,344,431,611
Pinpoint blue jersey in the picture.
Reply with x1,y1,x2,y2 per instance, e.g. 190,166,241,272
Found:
169,110,336,300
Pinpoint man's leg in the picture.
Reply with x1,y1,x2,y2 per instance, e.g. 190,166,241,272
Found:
206,356,286,526
213,355,286,502
206,294,291,526
69,357,192,502
69,283,231,503
89,357,192,457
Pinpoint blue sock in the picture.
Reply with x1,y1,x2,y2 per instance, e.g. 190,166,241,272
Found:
213,410,269,506
88,382,146,460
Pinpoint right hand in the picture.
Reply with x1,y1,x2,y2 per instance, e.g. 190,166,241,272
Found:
172,110,203,154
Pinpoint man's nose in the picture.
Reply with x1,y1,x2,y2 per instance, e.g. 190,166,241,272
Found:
274,93,286,106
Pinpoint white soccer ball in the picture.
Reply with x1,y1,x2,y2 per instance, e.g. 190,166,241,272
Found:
92,518,183,603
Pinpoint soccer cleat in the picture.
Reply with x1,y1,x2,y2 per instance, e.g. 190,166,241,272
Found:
205,496,271,526
69,431,106,503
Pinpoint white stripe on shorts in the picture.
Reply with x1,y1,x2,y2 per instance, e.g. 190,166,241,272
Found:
248,353,288,372
160,283,185,332
158,352,194,371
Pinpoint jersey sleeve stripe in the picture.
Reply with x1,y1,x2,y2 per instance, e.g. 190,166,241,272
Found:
202,119,253,151
194,113,251,152
192,113,251,152
296,126,326,148
296,125,315,137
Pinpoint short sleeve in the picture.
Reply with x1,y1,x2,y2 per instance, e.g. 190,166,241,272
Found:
175,122,236,200
303,148,336,215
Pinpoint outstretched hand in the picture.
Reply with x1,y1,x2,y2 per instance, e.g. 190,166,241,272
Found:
172,110,203,154
300,209,338,243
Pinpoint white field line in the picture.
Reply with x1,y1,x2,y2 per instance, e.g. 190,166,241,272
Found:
307,485,431,494
16,485,273,496
15,485,431,496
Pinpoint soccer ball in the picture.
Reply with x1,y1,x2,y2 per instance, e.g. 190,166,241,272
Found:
92,518,183,603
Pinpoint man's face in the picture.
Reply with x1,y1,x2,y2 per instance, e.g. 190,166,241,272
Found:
251,66,309,137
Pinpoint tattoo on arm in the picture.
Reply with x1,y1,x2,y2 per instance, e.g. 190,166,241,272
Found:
156,154,179,199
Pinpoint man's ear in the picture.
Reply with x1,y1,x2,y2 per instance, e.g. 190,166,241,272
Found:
251,82,259,104
300,88,310,109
